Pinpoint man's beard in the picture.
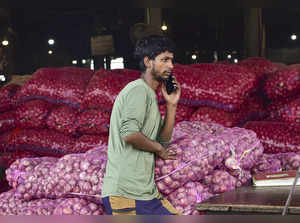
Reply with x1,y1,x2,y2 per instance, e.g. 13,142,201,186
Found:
151,66,167,82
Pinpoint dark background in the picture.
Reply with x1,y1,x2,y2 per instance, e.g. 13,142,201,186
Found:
2,8,300,74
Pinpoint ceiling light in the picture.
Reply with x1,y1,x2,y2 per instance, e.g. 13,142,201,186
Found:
48,39,55,45
2,40,9,46
291,34,297,41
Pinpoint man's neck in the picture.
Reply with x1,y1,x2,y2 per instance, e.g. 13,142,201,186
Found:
141,72,160,91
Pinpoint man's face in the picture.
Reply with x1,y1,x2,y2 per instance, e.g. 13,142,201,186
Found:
150,51,174,82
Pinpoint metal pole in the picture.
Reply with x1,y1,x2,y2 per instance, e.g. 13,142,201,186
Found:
282,168,300,216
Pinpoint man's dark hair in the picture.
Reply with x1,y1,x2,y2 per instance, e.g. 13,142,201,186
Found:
134,35,175,72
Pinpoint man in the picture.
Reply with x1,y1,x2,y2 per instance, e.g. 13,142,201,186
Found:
101,35,181,215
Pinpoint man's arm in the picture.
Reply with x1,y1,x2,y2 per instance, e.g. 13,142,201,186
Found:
159,104,177,142
124,132,163,153
124,132,176,160
159,76,181,142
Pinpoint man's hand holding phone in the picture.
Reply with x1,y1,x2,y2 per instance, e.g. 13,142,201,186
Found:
161,74,181,107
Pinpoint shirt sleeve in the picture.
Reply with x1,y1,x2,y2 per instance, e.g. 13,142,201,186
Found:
156,117,171,148
120,86,148,139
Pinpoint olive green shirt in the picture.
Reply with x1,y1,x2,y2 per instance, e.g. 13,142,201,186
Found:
101,78,169,200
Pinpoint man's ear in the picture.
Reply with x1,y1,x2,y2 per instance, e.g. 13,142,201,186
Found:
144,57,151,68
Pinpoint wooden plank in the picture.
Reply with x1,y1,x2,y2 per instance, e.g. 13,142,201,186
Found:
196,186,300,214
90,35,114,56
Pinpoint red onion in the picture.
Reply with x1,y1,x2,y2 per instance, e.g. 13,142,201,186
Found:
167,182,213,215
47,105,78,136
0,110,16,134
77,109,111,135
264,67,300,100
159,104,196,124
244,121,300,153
203,170,237,194
17,68,93,107
0,84,21,112
7,129,76,156
15,99,53,129
73,135,108,153
251,153,282,174
80,69,138,111
53,198,104,215
167,63,256,112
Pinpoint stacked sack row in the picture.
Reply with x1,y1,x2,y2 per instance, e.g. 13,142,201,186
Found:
0,120,265,215
158,59,271,127
0,67,119,168
241,61,300,173
1,57,300,215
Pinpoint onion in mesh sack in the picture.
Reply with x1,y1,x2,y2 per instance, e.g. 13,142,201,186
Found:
0,110,16,134
0,189,65,216
16,198,65,215
238,57,278,83
73,135,108,153
159,104,196,124
6,157,58,188
17,68,93,107
272,152,300,171
1,150,39,169
244,121,300,154
266,95,299,121
203,170,237,194
221,127,264,170
172,63,256,112
172,121,226,139
167,182,213,215
77,109,111,135
7,129,75,156
155,132,230,195
251,153,282,174
264,67,300,100
0,84,20,113
46,105,78,136
0,189,23,215
53,198,104,215
15,99,53,129
80,69,137,111
12,147,107,203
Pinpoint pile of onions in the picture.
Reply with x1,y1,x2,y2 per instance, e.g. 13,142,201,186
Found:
155,131,231,195
8,147,107,203
15,99,52,129
17,68,93,107
203,170,237,194
73,135,108,153
0,110,16,134
0,84,20,112
77,109,111,135
264,68,300,100
172,63,256,112
251,154,282,174
244,121,300,153
7,129,76,156
46,105,78,136
80,69,136,111
53,198,104,215
159,104,196,124
167,182,212,215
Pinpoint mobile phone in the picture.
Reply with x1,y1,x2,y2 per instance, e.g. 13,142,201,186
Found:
164,73,176,95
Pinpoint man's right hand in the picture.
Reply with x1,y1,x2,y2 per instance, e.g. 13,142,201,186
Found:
156,148,177,160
